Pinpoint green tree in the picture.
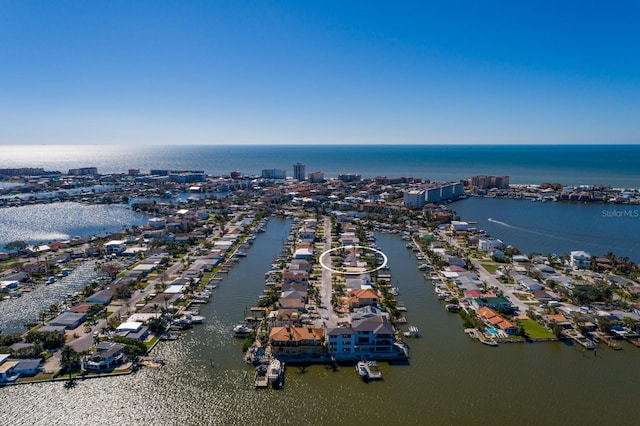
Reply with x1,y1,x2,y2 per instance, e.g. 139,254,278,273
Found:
4,240,27,253
60,345,81,378
100,261,121,281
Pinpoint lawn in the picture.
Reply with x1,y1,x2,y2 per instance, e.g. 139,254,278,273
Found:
480,263,500,274
518,319,555,339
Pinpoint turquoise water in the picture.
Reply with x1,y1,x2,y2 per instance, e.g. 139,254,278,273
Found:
2,144,640,187
486,326,499,336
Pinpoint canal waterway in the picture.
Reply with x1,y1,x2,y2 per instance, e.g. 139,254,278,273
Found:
2,218,639,425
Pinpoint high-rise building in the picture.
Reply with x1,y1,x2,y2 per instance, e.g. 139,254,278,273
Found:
337,173,361,182
308,171,324,183
470,175,510,189
261,169,286,179
403,189,426,209
293,163,306,181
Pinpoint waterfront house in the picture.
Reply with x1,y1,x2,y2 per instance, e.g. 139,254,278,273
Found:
327,314,400,360
69,302,98,314
347,288,379,310
49,312,87,330
84,342,126,371
544,314,573,330
293,247,314,260
0,358,19,383
9,358,42,377
104,240,127,256
115,322,149,341
288,259,311,272
478,238,504,253
278,290,307,312
476,307,519,336
471,296,513,313
86,289,114,305
269,326,324,358
450,221,469,232
570,251,592,269
282,271,309,285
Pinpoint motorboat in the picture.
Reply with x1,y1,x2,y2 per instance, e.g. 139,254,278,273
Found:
232,324,252,336
267,359,284,387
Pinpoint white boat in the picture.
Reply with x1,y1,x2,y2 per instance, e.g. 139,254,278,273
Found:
445,304,461,313
232,324,252,336
356,361,369,378
267,359,283,384
183,314,205,324
46,277,56,285
390,287,400,296
355,360,382,381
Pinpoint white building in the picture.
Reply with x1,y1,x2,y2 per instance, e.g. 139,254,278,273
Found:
478,238,504,252
570,251,592,269
104,240,126,256
403,189,425,209
450,221,469,232
326,309,404,360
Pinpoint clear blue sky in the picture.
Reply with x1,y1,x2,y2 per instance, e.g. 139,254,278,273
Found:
1,0,638,145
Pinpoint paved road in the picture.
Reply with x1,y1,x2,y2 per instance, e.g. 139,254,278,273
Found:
318,216,339,328
439,231,531,314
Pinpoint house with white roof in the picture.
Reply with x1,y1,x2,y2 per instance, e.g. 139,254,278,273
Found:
570,251,592,269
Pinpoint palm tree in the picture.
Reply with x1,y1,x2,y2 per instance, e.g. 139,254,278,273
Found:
60,345,80,379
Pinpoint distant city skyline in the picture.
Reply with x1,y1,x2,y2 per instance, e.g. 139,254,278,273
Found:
1,1,638,146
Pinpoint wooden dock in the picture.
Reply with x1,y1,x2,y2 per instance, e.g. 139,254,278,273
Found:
622,335,640,348
593,332,622,350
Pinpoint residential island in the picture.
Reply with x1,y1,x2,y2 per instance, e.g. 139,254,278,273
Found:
1,166,640,385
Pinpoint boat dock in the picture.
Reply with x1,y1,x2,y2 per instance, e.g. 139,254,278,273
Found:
356,361,382,381
622,335,640,348
593,332,622,350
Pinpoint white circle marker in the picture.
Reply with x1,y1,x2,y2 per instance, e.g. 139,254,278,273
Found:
319,245,388,275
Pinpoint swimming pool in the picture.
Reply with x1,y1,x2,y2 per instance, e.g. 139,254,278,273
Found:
486,326,500,336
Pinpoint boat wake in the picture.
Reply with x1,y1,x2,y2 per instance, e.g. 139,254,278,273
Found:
487,217,575,243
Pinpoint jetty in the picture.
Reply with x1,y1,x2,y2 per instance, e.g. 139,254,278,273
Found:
465,328,498,346
592,332,622,350
563,330,595,349
622,334,640,348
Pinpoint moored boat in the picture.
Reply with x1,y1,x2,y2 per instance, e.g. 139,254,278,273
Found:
356,360,382,381
267,359,284,387
233,324,252,336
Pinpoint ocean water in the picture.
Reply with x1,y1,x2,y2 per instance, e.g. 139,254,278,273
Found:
2,144,640,187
